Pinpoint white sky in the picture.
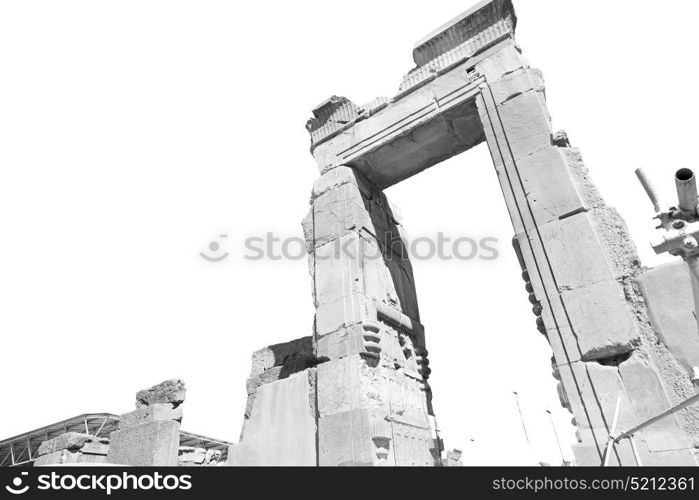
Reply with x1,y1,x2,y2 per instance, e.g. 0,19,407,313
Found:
0,0,696,466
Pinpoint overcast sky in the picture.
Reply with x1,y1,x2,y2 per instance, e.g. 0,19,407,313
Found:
1,0,696,466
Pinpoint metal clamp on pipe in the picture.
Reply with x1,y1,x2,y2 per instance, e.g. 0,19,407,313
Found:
637,166,699,386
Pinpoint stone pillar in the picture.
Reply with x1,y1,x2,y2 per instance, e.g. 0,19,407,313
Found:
107,379,185,466
34,433,109,465
303,164,441,466
475,41,699,466
227,338,317,466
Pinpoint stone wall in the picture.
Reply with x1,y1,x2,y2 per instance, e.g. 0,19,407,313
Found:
34,433,109,466
107,379,185,466
638,261,699,383
227,338,318,465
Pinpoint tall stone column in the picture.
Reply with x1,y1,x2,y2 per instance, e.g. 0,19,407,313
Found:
475,41,699,465
303,162,441,466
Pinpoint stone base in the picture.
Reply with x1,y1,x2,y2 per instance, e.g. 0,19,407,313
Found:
107,420,180,466
228,369,317,466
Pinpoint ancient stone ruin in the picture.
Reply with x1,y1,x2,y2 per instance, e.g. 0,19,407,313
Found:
7,379,228,467
229,0,699,466
2,0,698,468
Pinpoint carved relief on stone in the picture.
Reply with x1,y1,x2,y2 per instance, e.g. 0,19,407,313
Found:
371,419,393,466
361,320,383,358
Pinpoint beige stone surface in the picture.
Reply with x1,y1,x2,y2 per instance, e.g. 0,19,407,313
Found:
118,403,183,430
135,379,186,408
107,420,180,466
228,370,317,466
295,0,699,467
34,432,110,466
638,262,699,373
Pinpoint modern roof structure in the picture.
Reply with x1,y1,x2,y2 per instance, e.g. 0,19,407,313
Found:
0,413,232,466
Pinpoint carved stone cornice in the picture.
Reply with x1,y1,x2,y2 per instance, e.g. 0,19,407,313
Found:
400,0,516,94
305,1,517,152
306,96,361,150
412,0,516,67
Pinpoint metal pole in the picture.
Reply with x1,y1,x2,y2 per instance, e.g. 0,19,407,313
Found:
513,391,530,445
686,257,699,347
546,409,566,466
603,397,622,467
628,435,643,466
636,167,664,213
615,392,699,442
675,168,698,215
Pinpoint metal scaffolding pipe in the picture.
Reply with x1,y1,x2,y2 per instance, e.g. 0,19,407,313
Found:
615,392,699,443
675,168,698,214
635,167,664,213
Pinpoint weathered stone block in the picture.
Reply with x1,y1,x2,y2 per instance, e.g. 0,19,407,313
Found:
475,42,529,81
309,182,405,252
391,420,436,466
318,409,375,466
444,449,463,467
317,323,409,368
243,337,317,424
515,146,595,228
136,379,185,408
311,184,373,248
571,440,636,467
587,206,641,280
638,262,699,373
118,403,183,430
37,432,95,456
228,369,317,466
618,356,693,454
560,147,605,209
35,449,108,466
317,355,368,417
315,294,376,337
535,212,616,292
311,232,416,316
312,233,368,307
317,354,429,427
81,441,109,455
107,420,180,466
559,280,640,362
311,165,373,202
540,315,581,366
487,68,543,107
555,360,633,462
633,439,697,466
249,336,314,379
178,446,207,465
484,90,552,162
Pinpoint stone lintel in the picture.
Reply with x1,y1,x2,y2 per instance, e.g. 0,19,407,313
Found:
412,0,517,66
309,60,489,188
